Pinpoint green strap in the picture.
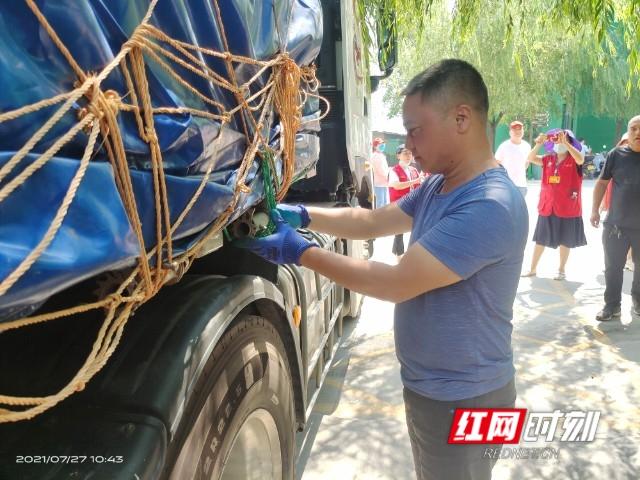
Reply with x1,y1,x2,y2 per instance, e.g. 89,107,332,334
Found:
257,149,278,237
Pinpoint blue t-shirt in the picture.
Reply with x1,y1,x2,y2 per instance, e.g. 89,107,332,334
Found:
396,167,528,401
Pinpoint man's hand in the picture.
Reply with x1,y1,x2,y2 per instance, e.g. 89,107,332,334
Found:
276,204,311,229
238,211,317,265
590,211,601,228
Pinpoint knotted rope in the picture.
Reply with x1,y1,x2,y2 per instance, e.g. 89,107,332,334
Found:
0,0,328,423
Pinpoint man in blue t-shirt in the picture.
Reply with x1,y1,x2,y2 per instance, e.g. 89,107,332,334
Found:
241,59,529,480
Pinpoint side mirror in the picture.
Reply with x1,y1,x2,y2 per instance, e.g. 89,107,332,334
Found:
369,10,397,92
370,75,382,92
376,11,397,76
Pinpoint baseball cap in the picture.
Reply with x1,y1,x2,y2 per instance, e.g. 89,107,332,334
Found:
396,144,408,154
372,137,385,147
510,120,524,128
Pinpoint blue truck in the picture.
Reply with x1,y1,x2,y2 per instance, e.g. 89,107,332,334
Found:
0,0,395,478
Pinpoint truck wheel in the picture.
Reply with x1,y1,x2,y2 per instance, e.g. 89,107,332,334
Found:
167,315,295,480
356,175,373,209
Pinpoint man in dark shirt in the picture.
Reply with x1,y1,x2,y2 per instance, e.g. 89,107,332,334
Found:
591,115,640,321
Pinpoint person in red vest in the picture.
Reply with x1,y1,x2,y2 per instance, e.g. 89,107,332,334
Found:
389,144,424,259
522,129,586,280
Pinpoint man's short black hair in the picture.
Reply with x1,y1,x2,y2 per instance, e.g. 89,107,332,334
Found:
402,59,489,117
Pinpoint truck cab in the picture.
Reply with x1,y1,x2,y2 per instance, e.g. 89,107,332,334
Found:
0,1,396,479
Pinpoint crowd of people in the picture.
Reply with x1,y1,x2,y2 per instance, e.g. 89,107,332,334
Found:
371,112,640,323
240,58,640,480
490,117,640,322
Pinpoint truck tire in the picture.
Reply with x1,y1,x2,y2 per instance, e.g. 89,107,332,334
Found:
166,315,295,480
356,174,373,210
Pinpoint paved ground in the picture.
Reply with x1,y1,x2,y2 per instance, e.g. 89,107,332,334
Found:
296,180,640,480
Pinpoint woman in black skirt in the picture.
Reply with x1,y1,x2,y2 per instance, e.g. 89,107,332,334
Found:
521,129,586,280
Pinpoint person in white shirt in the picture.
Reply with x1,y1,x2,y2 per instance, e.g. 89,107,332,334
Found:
579,137,591,156
495,120,531,196
370,137,390,209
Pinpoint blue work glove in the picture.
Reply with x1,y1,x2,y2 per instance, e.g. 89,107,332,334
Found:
276,204,311,229
238,211,317,265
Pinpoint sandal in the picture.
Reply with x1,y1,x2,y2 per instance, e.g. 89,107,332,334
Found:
554,272,566,281
520,271,537,278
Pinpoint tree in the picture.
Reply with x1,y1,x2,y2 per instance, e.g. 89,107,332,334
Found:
368,0,640,147
575,23,640,144
381,0,574,146
359,0,640,80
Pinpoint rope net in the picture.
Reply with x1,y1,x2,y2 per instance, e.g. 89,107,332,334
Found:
0,0,327,423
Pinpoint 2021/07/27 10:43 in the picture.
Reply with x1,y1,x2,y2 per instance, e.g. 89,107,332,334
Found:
15,455,124,464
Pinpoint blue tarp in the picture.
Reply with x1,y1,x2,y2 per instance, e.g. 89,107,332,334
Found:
0,0,323,321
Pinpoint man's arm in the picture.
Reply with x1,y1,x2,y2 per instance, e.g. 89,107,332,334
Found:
388,174,421,190
388,166,423,189
302,197,517,302
300,240,461,303
306,202,412,240
591,149,616,227
590,179,610,227
245,198,516,303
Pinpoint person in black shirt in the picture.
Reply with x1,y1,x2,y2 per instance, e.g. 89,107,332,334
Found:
591,115,640,321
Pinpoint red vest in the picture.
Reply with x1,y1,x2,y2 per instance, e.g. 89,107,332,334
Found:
538,153,583,218
389,164,420,202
